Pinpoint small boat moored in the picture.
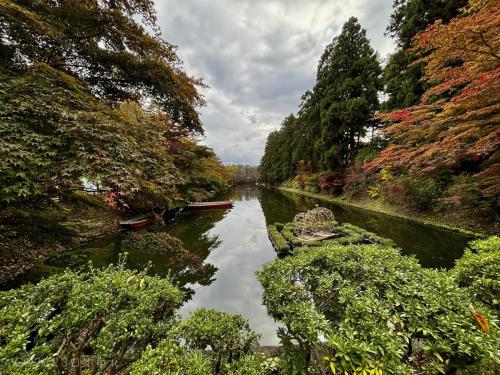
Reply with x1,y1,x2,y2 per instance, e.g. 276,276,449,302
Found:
119,215,153,230
183,200,234,211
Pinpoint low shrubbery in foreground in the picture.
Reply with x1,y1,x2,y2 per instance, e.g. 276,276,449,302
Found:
1,233,498,374
0,260,266,375
258,236,500,374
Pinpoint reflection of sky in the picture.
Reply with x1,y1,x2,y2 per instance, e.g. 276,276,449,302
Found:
179,193,281,345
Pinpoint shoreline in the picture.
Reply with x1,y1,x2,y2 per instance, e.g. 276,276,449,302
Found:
277,187,491,238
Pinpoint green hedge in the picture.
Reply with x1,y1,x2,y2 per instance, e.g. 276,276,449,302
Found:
267,224,290,252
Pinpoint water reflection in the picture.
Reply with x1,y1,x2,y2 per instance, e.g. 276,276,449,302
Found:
3,185,472,345
178,186,281,345
259,187,471,268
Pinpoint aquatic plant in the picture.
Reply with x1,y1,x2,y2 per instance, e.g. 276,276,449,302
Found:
267,224,290,253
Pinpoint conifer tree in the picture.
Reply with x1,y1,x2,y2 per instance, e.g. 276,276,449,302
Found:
312,17,382,169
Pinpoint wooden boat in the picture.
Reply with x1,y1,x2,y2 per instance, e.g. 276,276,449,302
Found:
119,215,153,230
183,200,234,211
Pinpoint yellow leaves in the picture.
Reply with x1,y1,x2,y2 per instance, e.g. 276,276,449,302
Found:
379,168,392,182
368,185,380,198
323,356,382,375
126,275,145,290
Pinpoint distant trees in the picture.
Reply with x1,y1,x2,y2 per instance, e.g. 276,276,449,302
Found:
226,165,259,184
259,0,498,221
259,115,300,184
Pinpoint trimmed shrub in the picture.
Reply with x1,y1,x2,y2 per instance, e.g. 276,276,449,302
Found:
267,225,289,252
0,260,184,374
258,244,499,374
181,308,260,373
130,339,210,375
453,236,500,313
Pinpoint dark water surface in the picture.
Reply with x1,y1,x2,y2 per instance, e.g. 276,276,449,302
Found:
5,186,472,345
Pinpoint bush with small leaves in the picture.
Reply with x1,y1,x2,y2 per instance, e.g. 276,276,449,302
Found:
453,236,500,313
0,259,184,374
258,243,499,374
225,353,267,375
130,339,211,375
181,308,261,374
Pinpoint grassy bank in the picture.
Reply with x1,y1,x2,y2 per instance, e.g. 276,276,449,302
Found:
278,187,494,237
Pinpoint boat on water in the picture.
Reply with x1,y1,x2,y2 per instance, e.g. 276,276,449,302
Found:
119,215,153,230
183,200,234,211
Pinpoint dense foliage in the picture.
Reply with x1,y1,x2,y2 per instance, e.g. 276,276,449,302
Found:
0,1,230,209
258,236,500,374
453,236,500,313
170,139,231,203
383,0,467,109
182,308,261,373
358,0,500,219
0,0,205,133
0,260,184,374
1,225,498,374
0,65,175,208
0,261,268,375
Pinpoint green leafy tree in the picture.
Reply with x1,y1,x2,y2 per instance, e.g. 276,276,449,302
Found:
0,0,205,133
383,0,467,109
181,308,261,374
259,115,300,184
0,65,177,208
171,139,231,202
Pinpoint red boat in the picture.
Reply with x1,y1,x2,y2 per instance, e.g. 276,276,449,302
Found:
119,215,153,230
183,200,234,211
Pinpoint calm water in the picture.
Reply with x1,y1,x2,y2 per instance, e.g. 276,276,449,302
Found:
4,186,473,345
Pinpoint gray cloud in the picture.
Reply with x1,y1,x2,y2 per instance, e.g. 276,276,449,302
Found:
154,0,395,164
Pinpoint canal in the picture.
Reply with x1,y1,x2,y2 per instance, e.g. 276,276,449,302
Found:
4,186,473,345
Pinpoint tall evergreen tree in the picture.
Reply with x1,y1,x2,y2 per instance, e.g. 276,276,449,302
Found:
312,17,382,169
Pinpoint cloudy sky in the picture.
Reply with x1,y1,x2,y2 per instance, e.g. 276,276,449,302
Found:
154,0,396,165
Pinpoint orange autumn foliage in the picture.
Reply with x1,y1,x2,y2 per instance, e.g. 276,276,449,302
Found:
470,310,491,333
